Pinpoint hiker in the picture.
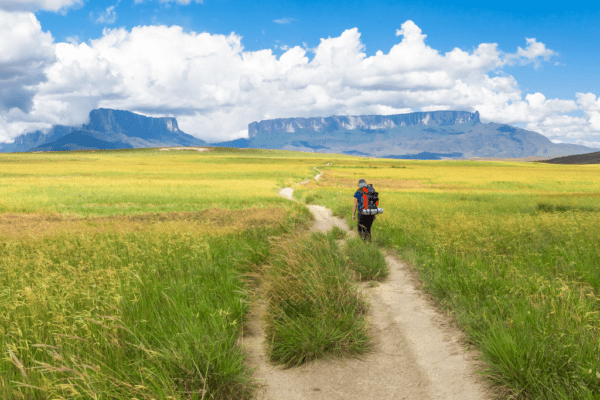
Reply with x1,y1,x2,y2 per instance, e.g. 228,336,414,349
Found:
352,179,376,242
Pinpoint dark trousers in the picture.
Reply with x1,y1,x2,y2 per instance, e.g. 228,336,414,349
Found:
357,214,375,242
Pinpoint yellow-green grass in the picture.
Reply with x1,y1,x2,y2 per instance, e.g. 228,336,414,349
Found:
0,147,324,399
259,230,371,368
342,237,388,281
298,159,600,399
7,147,600,399
1,205,312,399
0,147,353,216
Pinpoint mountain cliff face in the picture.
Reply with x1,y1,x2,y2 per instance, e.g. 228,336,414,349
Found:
0,109,206,152
83,109,183,141
232,110,597,159
248,111,480,139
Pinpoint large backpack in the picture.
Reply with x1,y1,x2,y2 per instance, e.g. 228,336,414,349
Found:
360,184,384,215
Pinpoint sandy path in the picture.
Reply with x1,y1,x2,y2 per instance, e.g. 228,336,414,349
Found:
241,169,499,400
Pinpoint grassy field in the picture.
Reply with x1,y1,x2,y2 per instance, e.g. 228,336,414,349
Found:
296,158,600,399
0,148,347,216
3,147,600,399
0,147,327,399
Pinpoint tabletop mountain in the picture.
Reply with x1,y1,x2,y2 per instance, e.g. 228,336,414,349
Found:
1,109,596,159
0,109,207,152
216,110,597,159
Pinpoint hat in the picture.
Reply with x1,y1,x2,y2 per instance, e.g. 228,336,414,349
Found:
358,179,367,188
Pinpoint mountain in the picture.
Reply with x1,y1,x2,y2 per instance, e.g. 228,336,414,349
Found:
0,125,78,153
1,108,207,153
30,131,133,152
216,111,598,160
209,138,251,148
4,109,597,158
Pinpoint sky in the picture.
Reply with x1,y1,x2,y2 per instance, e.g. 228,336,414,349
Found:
1,0,600,147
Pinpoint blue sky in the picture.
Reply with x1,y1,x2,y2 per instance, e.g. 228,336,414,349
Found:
1,0,600,146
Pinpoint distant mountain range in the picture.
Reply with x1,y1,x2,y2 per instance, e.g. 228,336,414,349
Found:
0,108,207,153
1,108,597,160
216,111,598,159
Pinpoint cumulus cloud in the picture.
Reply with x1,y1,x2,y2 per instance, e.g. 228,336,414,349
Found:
0,10,56,141
1,16,598,148
525,92,600,148
505,37,558,68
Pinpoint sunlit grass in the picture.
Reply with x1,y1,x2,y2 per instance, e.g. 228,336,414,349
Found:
304,159,600,399
0,203,312,400
259,230,371,368
343,236,388,281
0,148,322,399
0,147,353,216
5,148,600,399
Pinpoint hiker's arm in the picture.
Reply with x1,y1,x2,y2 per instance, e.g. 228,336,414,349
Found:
352,197,357,220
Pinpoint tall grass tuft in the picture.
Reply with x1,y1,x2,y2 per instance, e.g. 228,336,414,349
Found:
343,236,389,281
329,226,347,240
260,232,370,368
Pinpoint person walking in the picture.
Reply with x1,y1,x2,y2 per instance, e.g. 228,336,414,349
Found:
352,179,375,242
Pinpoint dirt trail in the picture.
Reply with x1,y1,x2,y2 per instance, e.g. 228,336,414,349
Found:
241,169,499,400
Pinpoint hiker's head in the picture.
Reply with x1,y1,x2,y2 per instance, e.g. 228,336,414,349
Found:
358,179,367,188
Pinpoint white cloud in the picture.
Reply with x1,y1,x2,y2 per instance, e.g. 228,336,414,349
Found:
0,10,56,141
91,5,117,24
517,38,556,60
505,37,558,69
0,0,82,12
1,17,598,148
274,18,295,24
523,93,600,147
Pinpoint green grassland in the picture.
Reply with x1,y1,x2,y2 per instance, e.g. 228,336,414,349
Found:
2,148,600,399
297,158,600,399
1,147,386,400
0,148,323,399
0,148,347,216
